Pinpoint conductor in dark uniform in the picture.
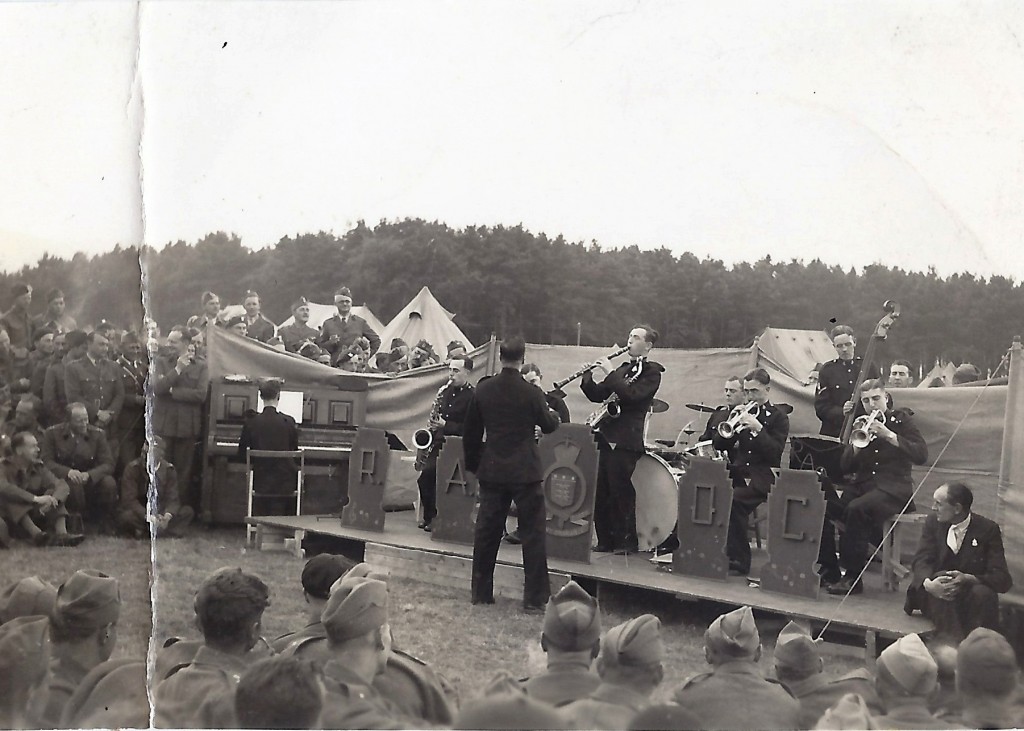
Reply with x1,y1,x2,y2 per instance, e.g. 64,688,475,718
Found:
814,325,880,439
712,368,790,576
580,325,664,554
238,379,300,516
463,336,561,611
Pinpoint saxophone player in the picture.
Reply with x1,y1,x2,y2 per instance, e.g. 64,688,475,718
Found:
580,325,664,554
416,357,475,531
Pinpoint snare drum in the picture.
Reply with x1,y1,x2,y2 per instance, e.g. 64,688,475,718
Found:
632,452,683,551
686,440,725,461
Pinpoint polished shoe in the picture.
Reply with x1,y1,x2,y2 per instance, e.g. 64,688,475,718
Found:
50,533,86,547
825,578,863,595
592,543,613,553
503,530,522,545
522,604,545,614
471,596,495,606
417,520,430,530
422,523,432,533
819,572,842,587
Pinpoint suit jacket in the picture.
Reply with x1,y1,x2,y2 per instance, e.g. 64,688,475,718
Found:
712,401,790,493
580,358,664,451
814,357,879,437
64,355,125,422
906,512,1012,612
463,367,561,483
40,423,115,482
151,354,210,439
840,407,927,503
244,314,276,343
317,314,381,361
238,406,300,491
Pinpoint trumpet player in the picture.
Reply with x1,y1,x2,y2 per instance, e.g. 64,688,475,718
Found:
712,368,789,576
825,379,928,596
415,357,475,531
698,376,745,444
580,325,664,554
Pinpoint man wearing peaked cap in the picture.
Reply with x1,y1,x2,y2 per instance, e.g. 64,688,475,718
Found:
872,632,952,729
672,606,800,731
521,580,602,707
0,575,57,624
773,620,882,728
25,569,121,728
952,627,1021,729
562,614,664,730
0,615,51,728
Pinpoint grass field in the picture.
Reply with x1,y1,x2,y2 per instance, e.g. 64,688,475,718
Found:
2,527,864,705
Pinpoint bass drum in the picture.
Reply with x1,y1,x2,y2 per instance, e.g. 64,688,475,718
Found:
632,453,682,551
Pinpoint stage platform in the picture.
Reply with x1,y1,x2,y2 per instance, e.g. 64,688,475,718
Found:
249,510,931,659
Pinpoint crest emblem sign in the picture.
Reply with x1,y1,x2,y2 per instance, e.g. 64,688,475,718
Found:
539,425,598,563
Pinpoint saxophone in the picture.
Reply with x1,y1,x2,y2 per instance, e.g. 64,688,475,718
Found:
413,378,451,471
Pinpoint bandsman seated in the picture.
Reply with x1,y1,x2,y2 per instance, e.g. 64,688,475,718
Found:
0,431,84,547
41,403,117,534
117,436,194,539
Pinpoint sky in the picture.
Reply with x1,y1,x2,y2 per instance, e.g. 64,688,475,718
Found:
2,1,1024,279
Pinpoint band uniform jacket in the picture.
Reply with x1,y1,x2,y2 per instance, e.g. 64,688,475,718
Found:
815,356,880,438
244,313,276,343
905,511,1012,613
237,405,300,493
317,314,381,359
580,358,664,451
463,367,561,483
421,382,474,471
64,355,125,423
711,402,789,493
839,407,927,503
279,321,321,353
40,423,115,483
0,457,70,523
699,405,732,443
151,354,210,439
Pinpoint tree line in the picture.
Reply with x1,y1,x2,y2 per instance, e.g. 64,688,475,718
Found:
2,219,1020,372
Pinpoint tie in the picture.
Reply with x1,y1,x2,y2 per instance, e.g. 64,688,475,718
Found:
946,525,960,554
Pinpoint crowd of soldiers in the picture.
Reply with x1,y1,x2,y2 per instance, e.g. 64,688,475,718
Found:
3,558,1023,729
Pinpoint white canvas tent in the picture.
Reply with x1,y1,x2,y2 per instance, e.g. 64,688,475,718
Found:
377,286,473,360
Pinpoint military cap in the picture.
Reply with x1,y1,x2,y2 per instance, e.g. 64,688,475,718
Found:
706,605,759,656
603,614,664,666
32,326,55,343
455,690,570,730
301,554,357,600
194,567,270,617
322,574,388,643
96,319,115,332
224,314,246,329
543,580,601,651
773,620,820,675
46,287,64,303
628,703,703,731
65,329,88,349
59,658,149,729
10,282,31,298
447,340,466,354
201,290,218,304
0,575,57,623
121,331,140,345
291,296,310,311
243,290,260,300
813,692,876,730
334,286,353,300
0,615,50,705
956,627,1019,695
54,570,120,634
877,633,936,696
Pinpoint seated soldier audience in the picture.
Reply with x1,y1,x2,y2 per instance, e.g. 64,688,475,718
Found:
271,553,358,656
41,402,117,534
118,436,194,539
520,580,602,707
154,567,271,729
408,339,440,369
927,642,960,721
772,619,882,727
235,655,324,729
25,570,121,728
952,627,1021,729
58,658,150,729
455,683,570,730
0,614,51,728
0,575,57,623
628,703,703,731
872,633,949,729
812,692,877,730
562,614,665,731
672,606,800,730
1,395,46,453
0,431,84,546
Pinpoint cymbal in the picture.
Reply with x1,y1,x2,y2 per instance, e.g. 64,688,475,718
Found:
685,403,716,413
649,398,670,414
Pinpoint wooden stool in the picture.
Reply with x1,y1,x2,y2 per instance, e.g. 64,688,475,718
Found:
882,512,927,591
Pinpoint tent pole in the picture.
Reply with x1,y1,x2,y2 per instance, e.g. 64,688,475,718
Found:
997,336,1023,526
487,334,499,376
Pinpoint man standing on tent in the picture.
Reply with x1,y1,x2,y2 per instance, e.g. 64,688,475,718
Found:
581,325,664,555
318,286,381,366
815,325,880,439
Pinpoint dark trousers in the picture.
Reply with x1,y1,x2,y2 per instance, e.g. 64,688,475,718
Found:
417,466,438,524
163,435,198,509
817,480,849,581
472,480,549,607
726,471,771,573
923,584,1001,642
839,487,904,579
67,475,118,532
595,447,641,550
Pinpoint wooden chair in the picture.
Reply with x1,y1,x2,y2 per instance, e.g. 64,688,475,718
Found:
881,512,927,591
244,449,305,557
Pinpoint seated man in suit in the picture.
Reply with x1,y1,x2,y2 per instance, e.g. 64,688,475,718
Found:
905,481,1012,642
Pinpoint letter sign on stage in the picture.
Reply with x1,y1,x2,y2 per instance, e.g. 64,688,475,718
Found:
340,428,390,532
674,457,733,580
432,436,479,546
538,425,598,563
760,468,827,599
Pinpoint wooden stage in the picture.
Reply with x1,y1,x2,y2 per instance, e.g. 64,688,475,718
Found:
249,510,930,658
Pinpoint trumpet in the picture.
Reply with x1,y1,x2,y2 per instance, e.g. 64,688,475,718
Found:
850,410,884,449
717,401,761,439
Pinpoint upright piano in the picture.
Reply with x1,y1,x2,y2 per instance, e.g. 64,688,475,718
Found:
201,375,369,523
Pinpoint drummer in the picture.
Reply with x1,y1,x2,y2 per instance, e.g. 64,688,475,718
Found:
698,376,745,445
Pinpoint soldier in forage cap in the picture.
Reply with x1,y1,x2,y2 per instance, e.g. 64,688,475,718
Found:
32,288,77,336
1,282,33,352
317,285,381,365
0,575,57,624
772,619,882,728
153,567,270,729
812,692,878,730
950,627,1021,729
25,569,121,728
520,580,602,707
59,658,149,729
562,614,665,730
279,296,322,354
872,632,953,729
0,615,51,728
672,606,799,730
